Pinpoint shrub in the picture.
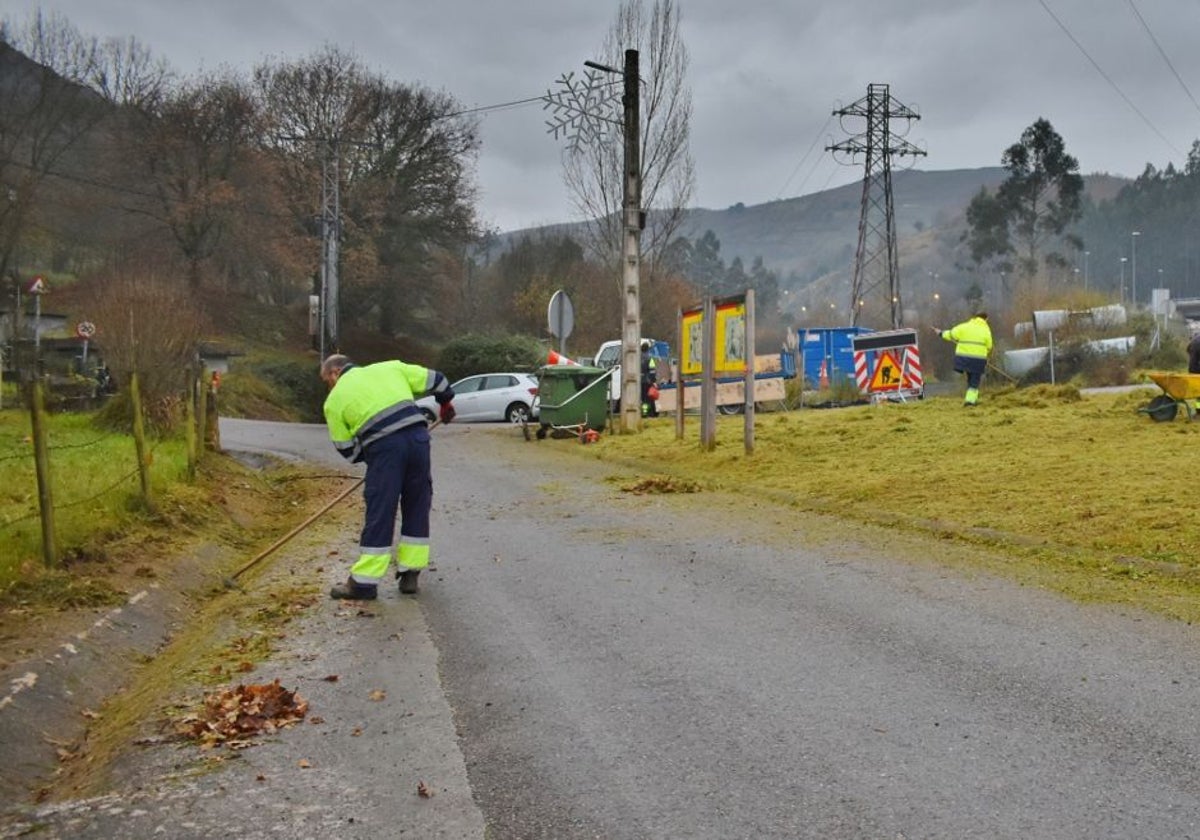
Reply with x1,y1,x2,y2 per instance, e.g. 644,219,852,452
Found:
437,334,543,382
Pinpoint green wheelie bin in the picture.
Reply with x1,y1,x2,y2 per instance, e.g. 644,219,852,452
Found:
535,364,612,438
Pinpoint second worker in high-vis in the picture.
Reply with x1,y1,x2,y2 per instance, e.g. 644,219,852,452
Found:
933,312,993,407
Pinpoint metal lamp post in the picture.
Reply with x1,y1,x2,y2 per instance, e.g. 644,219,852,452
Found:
1120,257,1128,304
1131,231,1141,307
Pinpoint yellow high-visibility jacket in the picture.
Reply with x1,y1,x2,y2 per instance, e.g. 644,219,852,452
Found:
323,361,451,463
942,317,993,359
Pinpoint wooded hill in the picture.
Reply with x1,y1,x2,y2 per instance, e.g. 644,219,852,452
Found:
503,166,1152,325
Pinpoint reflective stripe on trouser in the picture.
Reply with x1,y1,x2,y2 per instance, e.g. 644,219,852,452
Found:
349,425,432,585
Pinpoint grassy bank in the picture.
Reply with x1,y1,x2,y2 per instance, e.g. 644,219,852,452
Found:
581,384,1200,621
0,407,195,591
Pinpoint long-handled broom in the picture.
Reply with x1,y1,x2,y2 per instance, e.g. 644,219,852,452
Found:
222,418,442,590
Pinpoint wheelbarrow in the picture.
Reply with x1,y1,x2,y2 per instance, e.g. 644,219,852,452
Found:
1139,373,1200,422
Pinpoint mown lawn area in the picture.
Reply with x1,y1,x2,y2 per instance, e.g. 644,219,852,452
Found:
582,384,1200,621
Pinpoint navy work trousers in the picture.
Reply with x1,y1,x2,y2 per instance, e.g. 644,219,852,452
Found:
354,424,432,582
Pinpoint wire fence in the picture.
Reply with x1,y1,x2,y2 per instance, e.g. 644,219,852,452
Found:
0,370,217,571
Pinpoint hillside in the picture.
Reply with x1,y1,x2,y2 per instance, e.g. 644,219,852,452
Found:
501,167,1132,320
679,167,1009,283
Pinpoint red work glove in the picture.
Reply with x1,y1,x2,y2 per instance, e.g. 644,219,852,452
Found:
439,401,456,424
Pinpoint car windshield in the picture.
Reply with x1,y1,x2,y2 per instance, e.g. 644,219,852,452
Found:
596,346,620,368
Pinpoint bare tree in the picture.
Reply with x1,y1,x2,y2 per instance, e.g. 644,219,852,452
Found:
253,46,480,337
89,34,174,110
562,0,695,277
82,255,206,428
0,12,107,283
130,73,261,288
0,11,175,286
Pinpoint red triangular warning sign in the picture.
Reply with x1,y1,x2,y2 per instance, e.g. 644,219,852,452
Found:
869,349,902,391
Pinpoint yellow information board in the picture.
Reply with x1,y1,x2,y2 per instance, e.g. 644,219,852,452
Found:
680,298,747,376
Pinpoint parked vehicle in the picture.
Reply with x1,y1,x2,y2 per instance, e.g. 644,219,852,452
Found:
593,338,670,409
416,372,539,424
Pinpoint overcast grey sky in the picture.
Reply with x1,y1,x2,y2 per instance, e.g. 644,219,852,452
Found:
6,0,1200,232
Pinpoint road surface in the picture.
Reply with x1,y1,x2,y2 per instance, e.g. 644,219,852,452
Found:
4,416,1199,839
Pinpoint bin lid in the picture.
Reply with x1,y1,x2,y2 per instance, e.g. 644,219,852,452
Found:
537,363,606,376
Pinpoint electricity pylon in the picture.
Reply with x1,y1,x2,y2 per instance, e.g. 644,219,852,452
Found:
826,83,925,328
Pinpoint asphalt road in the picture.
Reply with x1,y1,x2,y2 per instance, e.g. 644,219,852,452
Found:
6,416,1200,839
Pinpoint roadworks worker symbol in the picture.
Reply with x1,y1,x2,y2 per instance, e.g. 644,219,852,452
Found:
869,349,903,391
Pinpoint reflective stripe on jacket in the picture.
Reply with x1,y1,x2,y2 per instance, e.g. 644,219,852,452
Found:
941,317,993,360
323,360,451,463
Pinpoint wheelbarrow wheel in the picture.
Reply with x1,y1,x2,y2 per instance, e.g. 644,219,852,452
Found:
1141,394,1179,422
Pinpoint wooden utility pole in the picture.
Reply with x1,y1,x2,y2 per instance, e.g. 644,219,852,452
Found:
618,48,643,434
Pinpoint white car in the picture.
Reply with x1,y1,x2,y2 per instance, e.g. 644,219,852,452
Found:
417,372,540,424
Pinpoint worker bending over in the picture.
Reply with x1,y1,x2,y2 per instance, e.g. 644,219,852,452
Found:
320,354,455,600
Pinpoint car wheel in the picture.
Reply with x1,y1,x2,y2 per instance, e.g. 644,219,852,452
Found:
420,407,437,423
717,403,744,415
506,402,531,424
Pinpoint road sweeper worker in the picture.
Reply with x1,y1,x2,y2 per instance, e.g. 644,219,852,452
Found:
640,339,659,417
1187,330,1200,375
320,354,455,600
932,312,993,406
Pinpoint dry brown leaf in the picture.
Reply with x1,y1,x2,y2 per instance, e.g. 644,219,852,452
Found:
417,780,433,798
80,709,100,720
298,759,311,769
256,774,267,782
351,727,362,737
236,661,254,673
368,689,386,702
322,674,339,682
309,716,326,725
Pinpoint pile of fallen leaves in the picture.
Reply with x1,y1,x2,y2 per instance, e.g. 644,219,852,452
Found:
621,475,702,495
178,679,308,749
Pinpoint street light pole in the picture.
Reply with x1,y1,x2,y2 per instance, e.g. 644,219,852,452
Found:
1084,250,1089,289
1131,230,1141,307
1120,257,1128,304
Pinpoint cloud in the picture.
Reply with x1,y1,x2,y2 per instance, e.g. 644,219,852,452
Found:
5,0,1199,231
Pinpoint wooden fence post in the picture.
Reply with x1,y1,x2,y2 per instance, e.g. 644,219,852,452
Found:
196,366,208,457
184,371,197,482
29,378,57,567
205,372,221,452
129,371,153,508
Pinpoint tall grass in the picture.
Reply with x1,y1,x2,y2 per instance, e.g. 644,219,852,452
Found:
0,406,188,589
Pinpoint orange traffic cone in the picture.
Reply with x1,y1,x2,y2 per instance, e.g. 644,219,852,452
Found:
818,359,829,389
547,349,580,366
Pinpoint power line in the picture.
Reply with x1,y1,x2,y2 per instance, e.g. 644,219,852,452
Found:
777,113,834,200
444,93,557,120
1037,0,1183,158
1125,0,1200,120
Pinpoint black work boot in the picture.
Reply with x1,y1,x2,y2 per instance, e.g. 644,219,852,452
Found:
330,576,378,600
397,569,420,595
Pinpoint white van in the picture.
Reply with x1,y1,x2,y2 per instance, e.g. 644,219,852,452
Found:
593,339,670,408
